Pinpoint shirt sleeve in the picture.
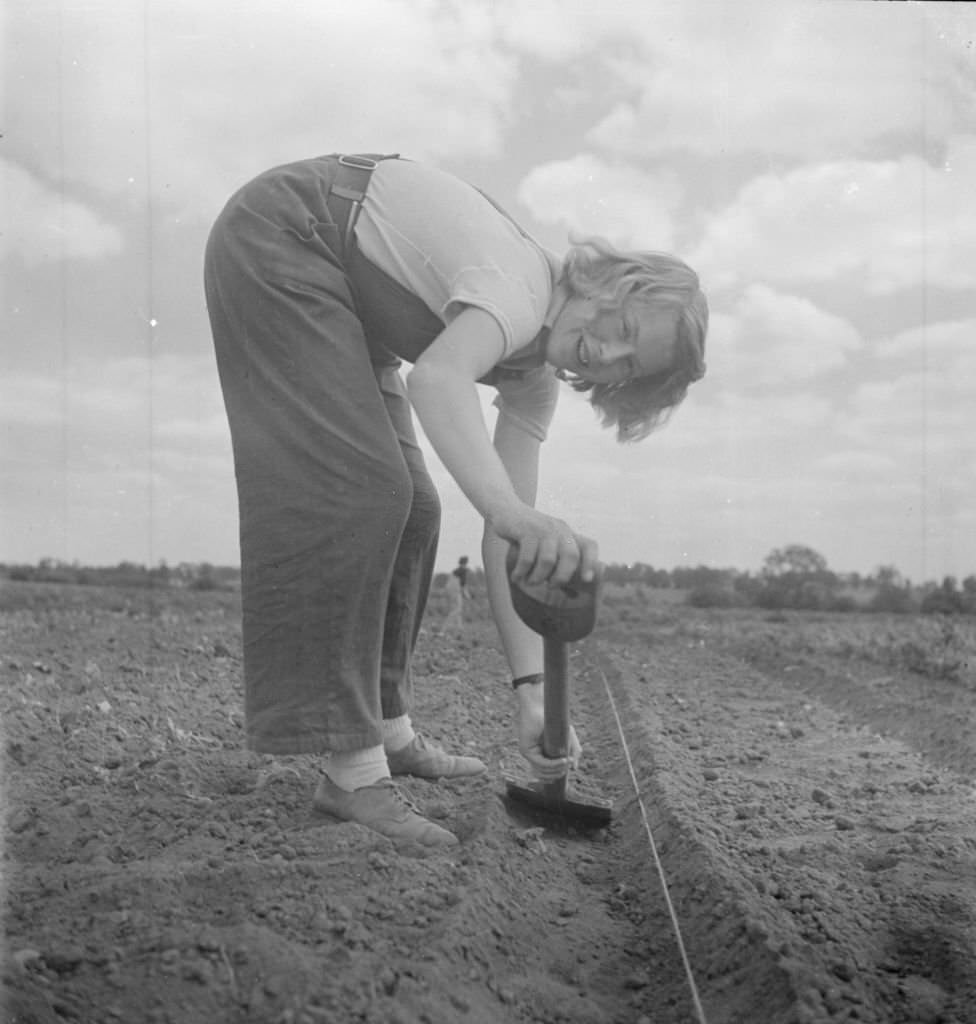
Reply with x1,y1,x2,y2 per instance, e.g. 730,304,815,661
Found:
492,366,560,442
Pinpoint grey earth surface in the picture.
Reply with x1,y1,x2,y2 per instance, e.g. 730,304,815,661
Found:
3,581,975,1023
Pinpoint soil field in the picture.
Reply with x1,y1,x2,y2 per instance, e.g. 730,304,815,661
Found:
2,580,975,1024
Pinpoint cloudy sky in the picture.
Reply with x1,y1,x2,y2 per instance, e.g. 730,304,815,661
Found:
3,0,975,583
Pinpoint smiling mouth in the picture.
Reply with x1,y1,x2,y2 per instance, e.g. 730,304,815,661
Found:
577,336,589,369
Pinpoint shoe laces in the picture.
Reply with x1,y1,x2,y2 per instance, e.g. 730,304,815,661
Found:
388,781,422,815
411,734,451,758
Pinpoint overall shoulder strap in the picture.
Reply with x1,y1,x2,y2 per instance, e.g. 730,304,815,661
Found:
328,153,399,257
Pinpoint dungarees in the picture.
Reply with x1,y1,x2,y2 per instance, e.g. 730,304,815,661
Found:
204,156,450,754
205,155,549,754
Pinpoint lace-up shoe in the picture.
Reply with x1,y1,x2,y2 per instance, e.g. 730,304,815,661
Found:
313,777,458,850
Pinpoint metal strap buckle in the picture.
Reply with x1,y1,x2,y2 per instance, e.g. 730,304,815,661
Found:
338,154,379,171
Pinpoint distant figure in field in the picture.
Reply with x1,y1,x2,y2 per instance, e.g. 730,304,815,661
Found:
441,556,471,633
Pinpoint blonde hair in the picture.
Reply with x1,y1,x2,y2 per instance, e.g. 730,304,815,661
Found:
561,237,708,442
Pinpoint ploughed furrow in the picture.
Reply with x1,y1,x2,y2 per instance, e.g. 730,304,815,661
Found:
577,628,976,1024
574,643,801,1024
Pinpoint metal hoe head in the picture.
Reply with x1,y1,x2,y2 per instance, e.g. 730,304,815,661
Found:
503,775,613,828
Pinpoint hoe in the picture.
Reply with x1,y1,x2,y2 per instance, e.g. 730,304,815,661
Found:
503,550,613,827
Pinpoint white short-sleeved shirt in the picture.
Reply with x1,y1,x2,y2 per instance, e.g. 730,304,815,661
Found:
354,159,561,441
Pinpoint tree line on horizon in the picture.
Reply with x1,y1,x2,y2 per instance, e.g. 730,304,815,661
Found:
442,543,976,616
599,544,976,616
3,545,975,616
0,559,237,592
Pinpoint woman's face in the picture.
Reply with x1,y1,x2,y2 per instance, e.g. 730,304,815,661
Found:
545,297,677,385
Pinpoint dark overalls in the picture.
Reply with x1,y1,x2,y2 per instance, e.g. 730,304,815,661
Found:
204,154,544,755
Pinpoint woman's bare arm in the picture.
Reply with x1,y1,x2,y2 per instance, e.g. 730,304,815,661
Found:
407,305,597,586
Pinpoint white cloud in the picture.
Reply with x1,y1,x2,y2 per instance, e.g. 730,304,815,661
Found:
842,371,974,450
518,154,682,249
0,353,228,455
815,451,898,476
491,0,597,60
878,317,976,377
5,0,519,223
586,2,973,161
833,321,976,552
857,319,976,445
706,285,862,390
714,390,833,436
1,159,123,266
0,353,236,564
689,139,976,293
155,414,231,444
0,374,65,426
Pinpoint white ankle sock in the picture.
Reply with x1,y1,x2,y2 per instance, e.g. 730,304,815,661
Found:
381,714,416,754
325,744,389,792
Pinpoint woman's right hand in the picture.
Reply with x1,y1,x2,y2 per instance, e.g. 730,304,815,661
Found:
517,692,581,781
491,504,599,588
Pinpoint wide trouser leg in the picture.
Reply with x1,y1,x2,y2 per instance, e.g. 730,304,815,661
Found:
374,366,441,720
204,170,436,754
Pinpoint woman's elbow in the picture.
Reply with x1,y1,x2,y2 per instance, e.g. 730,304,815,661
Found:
406,359,448,398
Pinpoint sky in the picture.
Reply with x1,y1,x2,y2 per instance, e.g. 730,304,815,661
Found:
2,0,975,583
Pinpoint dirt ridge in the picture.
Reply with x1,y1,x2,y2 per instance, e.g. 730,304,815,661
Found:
584,627,976,1024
